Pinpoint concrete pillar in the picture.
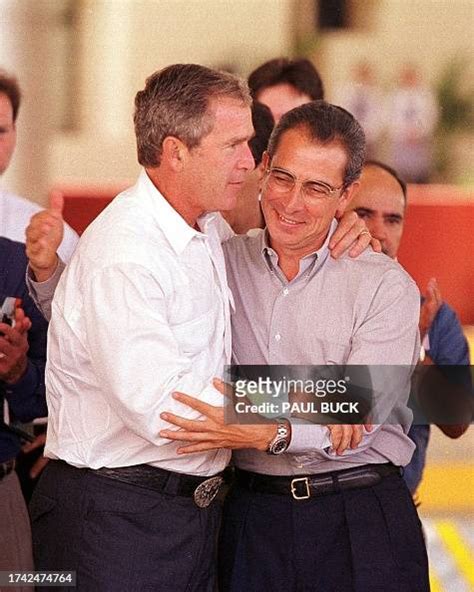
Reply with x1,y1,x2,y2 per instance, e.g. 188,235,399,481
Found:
80,0,134,138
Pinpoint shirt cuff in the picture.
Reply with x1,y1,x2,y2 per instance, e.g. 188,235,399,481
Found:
286,421,331,453
27,258,64,293
26,258,65,321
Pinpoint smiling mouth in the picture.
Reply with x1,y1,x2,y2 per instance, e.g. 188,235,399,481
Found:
278,213,304,226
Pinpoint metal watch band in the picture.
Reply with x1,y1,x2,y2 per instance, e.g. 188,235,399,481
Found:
267,421,290,455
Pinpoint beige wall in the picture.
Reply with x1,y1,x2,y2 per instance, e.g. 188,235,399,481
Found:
52,0,294,190
3,0,473,201
51,0,474,188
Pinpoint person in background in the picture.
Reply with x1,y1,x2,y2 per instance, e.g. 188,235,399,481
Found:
347,160,471,494
337,61,384,159
248,57,324,123
0,237,48,589
0,69,78,259
386,64,438,183
0,69,74,504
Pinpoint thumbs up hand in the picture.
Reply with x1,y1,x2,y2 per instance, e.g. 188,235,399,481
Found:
25,191,65,282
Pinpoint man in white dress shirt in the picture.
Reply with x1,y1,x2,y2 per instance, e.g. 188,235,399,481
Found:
0,69,78,259
29,64,255,592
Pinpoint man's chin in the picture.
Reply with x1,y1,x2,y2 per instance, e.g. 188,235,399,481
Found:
219,192,239,212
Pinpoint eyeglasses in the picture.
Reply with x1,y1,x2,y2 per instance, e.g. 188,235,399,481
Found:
265,166,345,203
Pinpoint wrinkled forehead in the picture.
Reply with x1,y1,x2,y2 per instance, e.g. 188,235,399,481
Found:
274,124,344,152
271,127,348,170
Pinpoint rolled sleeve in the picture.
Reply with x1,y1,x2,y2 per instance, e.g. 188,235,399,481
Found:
286,422,330,453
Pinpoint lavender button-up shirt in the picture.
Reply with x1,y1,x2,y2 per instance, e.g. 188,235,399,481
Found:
223,220,420,476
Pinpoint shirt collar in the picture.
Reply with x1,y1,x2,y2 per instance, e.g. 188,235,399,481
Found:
138,169,215,255
260,218,338,279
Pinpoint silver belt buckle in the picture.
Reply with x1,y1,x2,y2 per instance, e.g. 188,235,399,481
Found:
193,475,224,508
290,477,311,500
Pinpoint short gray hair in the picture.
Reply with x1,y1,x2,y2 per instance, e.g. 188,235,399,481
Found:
267,101,366,188
134,64,252,167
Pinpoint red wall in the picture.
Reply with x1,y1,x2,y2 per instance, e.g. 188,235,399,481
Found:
397,185,474,325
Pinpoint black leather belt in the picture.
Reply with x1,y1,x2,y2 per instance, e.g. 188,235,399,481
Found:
0,458,15,480
235,463,401,500
91,464,224,508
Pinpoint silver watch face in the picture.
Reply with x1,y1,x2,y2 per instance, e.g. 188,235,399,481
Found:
270,438,288,455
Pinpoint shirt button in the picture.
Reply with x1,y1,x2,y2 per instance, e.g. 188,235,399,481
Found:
283,288,289,296
275,334,281,342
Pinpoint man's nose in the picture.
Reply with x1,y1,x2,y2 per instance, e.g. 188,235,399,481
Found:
282,183,306,212
238,143,255,171
369,219,387,241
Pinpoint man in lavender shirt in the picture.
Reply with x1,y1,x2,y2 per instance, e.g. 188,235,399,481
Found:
159,102,429,592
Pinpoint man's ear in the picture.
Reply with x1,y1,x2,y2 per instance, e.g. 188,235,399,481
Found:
336,181,359,217
162,136,187,171
261,151,270,170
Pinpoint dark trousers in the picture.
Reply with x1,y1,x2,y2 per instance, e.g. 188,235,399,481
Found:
218,472,430,592
30,460,221,592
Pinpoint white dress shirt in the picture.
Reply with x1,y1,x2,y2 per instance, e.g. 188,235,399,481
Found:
0,188,78,262
45,170,233,476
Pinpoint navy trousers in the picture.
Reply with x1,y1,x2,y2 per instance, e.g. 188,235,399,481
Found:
218,472,430,592
30,460,221,592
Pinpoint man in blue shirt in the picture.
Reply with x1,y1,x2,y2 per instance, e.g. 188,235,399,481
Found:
347,160,471,493
0,236,48,577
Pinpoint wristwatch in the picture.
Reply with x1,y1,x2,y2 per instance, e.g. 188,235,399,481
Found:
266,421,291,455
